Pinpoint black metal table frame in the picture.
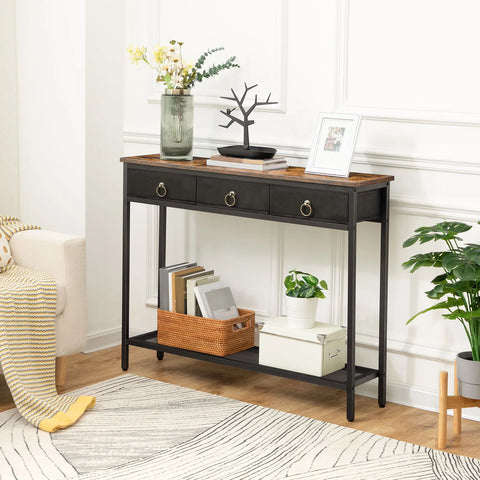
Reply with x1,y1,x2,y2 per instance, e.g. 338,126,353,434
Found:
121,162,390,422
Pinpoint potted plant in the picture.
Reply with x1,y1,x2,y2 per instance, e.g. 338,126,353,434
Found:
127,41,239,161
403,220,480,398
284,269,328,329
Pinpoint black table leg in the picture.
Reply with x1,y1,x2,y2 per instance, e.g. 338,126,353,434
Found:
157,205,167,360
378,184,390,408
347,190,357,422
121,166,131,371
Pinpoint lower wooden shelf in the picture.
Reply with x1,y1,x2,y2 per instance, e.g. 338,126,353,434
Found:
128,330,379,391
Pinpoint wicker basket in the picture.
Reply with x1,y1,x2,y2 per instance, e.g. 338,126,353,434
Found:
157,308,255,356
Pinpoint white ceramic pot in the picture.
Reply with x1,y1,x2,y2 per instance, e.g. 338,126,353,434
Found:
285,296,318,329
456,351,480,399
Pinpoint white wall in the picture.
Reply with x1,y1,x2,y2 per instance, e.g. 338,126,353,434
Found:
84,0,124,350
123,0,480,419
0,0,19,216
15,0,85,235
7,1,124,351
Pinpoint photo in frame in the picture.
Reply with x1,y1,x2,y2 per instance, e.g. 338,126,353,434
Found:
305,113,361,177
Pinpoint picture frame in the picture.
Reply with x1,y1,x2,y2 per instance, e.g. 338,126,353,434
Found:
305,113,361,177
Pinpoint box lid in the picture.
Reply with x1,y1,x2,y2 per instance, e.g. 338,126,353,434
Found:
259,317,345,345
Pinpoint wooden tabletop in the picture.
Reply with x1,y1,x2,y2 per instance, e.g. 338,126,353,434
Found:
121,155,394,188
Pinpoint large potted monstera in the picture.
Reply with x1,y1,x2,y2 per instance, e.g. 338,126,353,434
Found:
403,221,480,398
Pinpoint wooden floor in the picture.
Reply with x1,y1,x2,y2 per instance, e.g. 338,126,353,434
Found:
1,345,480,459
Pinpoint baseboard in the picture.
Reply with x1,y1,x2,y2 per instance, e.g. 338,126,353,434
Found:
84,327,129,353
357,379,480,422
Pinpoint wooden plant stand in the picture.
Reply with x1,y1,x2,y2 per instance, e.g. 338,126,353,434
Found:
438,362,480,449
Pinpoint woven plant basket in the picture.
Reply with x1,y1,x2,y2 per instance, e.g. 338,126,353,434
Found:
157,308,255,356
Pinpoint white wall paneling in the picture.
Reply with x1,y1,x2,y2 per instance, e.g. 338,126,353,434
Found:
15,0,85,235
338,0,480,126
147,0,288,113
85,0,124,344
122,0,480,419
0,0,19,216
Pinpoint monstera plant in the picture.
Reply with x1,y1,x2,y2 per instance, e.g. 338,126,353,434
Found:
403,220,480,398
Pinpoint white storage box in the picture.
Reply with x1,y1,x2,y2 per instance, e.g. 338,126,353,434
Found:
259,317,346,377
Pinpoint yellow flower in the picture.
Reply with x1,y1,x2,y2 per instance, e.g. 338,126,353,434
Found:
153,46,167,64
127,46,147,64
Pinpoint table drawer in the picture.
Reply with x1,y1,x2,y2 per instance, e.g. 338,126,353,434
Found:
127,168,196,203
197,177,269,213
270,185,349,223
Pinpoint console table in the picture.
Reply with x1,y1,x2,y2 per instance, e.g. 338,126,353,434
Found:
121,155,394,421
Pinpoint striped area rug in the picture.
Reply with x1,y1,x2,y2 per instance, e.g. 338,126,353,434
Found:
1,374,479,479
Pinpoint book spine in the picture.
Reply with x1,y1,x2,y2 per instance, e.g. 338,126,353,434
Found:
207,159,287,171
210,155,285,165
159,268,169,310
194,286,210,318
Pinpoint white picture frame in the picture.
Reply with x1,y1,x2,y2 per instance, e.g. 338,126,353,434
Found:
305,113,361,177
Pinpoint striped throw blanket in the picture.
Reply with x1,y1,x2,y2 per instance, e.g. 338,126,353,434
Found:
0,216,95,432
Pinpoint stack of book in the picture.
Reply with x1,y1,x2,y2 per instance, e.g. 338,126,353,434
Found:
158,261,240,322
206,154,287,171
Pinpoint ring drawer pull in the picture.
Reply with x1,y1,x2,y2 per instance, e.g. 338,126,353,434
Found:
155,182,167,198
300,200,312,217
225,191,236,207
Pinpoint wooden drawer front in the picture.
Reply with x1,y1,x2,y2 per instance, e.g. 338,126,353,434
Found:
197,177,269,213
270,185,349,223
127,168,196,203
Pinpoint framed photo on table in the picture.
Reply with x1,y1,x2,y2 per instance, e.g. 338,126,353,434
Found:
305,113,361,177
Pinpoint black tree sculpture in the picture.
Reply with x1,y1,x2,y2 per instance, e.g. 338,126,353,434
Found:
218,83,278,159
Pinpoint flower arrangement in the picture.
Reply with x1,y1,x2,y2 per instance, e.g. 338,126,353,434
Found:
127,40,239,90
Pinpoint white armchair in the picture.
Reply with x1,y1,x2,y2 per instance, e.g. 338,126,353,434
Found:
3,229,87,386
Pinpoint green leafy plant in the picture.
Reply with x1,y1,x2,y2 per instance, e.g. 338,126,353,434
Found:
127,40,239,90
402,221,480,360
284,269,328,299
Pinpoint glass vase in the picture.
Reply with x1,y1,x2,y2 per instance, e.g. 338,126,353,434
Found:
160,89,193,161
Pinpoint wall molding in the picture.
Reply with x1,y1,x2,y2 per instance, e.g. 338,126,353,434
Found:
391,195,480,222
268,222,285,318
146,205,159,305
335,0,480,127
330,230,347,327
124,130,480,176
355,331,459,364
354,152,480,176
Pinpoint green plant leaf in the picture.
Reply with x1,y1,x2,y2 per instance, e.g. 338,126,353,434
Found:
449,308,480,320
302,274,319,287
431,273,449,284
284,270,327,298
402,252,447,272
425,284,448,300
464,244,480,266
442,252,480,281
403,236,420,248
406,300,453,324
284,274,295,289
195,46,225,69
404,221,472,249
